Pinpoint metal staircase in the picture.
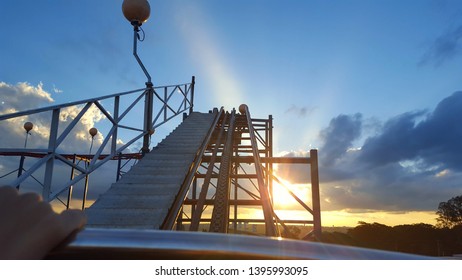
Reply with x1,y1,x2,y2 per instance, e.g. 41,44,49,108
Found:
86,112,217,229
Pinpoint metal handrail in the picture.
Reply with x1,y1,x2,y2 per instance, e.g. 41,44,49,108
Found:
242,106,278,236
48,228,434,260
0,78,195,206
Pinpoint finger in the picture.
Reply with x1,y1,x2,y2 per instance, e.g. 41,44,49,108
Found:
0,186,19,206
59,209,87,231
17,192,42,208
21,210,86,259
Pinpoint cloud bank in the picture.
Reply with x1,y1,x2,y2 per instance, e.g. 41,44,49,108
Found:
278,91,462,214
0,81,106,152
0,81,116,200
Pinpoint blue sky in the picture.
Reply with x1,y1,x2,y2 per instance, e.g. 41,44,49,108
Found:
2,0,462,226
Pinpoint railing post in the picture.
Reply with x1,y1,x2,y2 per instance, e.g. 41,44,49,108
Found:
164,87,168,122
82,159,90,210
66,154,76,209
142,85,153,156
268,115,273,203
16,155,25,190
116,152,122,181
111,96,120,155
310,149,322,240
43,108,60,200
189,76,195,115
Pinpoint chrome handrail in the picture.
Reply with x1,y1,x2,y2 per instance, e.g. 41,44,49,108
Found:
48,228,434,260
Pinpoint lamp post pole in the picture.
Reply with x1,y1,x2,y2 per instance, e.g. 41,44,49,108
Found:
122,0,153,156
17,122,33,190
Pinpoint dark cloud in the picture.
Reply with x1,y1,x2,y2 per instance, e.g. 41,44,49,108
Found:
319,113,362,166
420,25,462,66
275,150,311,184
358,110,427,167
360,91,462,171
277,92,462,213
416,92,462,170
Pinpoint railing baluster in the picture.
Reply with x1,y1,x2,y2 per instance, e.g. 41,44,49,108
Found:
111,96,120,155
43,108,60,200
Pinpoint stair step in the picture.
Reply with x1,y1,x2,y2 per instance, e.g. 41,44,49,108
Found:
86,112,216,229
85,208,168,229
88,194,175,209
108,183,182,195
117,175,184,184
126,167,190,176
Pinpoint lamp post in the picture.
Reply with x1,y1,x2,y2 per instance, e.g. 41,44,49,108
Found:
88,127,98,154
17,122,33,190
122,0,153,156
81,127,98,210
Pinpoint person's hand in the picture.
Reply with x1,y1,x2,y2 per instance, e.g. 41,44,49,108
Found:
0,186,86,259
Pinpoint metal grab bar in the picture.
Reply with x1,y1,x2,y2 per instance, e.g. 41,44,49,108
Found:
47,228,433,260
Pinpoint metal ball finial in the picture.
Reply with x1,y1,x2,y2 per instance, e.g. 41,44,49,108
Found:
24,122,33,133
239,104,248,115
89,127,98,138
122,0,151,26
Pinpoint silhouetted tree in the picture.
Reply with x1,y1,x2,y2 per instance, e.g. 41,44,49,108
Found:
347,222,394,251
436,195,462,228
393,223,437,255
321,231,357,246
323,222,462,257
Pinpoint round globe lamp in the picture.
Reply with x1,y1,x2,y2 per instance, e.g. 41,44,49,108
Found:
89,127,98,138
23,122,33,133
122,0,151,26
239,104,248,115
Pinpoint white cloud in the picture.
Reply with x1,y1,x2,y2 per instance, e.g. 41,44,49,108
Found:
52,84,63,94
0,81,114,200
0,82,53,111
0,82,109,153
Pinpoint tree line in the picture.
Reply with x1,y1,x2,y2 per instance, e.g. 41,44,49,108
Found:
321,222,462,257
320,195,462,257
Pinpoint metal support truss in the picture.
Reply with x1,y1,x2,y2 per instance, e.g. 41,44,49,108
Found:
174,106,322,240
209,110,236,233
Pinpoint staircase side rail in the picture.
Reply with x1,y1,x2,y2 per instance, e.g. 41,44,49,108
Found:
242,106,278,236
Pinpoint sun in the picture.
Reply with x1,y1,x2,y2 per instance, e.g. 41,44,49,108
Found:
271,177,310,210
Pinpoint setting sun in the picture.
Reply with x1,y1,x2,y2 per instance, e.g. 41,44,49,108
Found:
271,177,311,210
